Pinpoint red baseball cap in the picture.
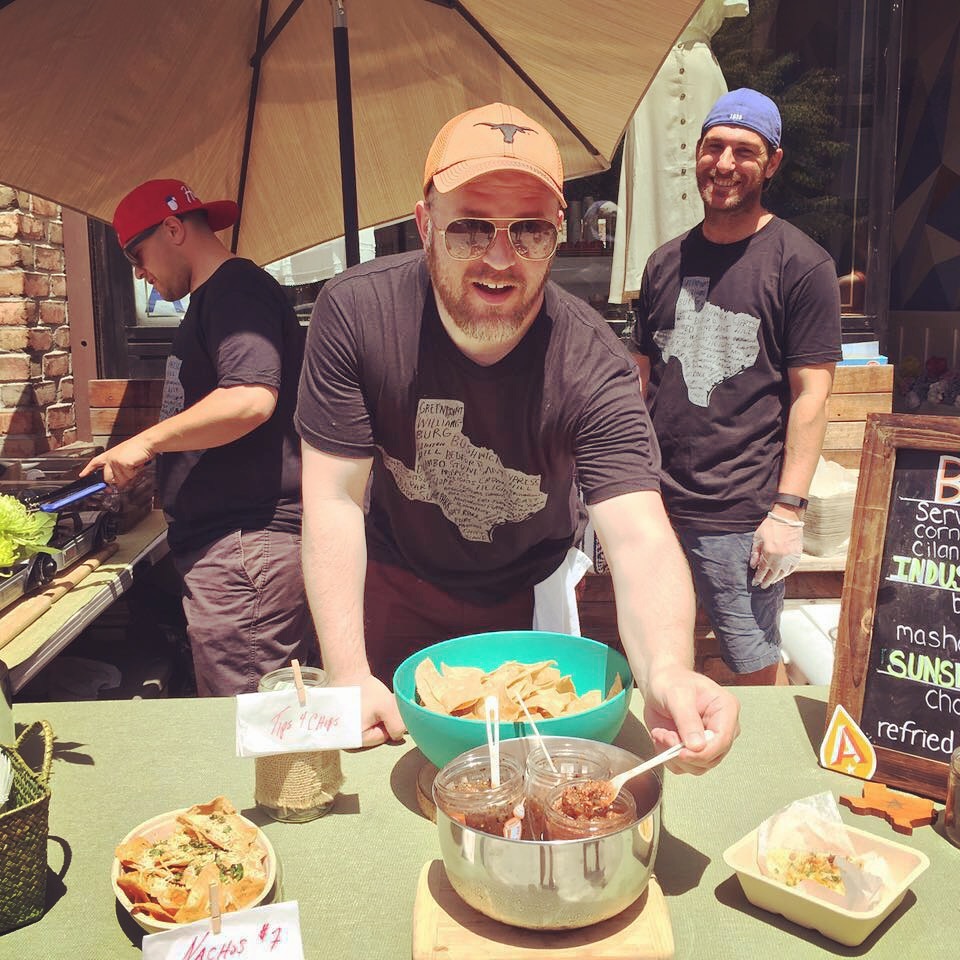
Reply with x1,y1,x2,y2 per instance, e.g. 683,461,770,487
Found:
112,179,239,249
423,102,566,207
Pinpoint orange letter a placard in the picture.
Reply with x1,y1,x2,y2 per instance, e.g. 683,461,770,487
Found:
820,703,877,780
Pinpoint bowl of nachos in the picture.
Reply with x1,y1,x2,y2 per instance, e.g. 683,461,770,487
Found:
111,796,277,934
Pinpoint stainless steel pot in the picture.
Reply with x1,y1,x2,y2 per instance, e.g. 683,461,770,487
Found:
434,736,661,930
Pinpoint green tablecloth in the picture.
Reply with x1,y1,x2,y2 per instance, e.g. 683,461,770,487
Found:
4,688,957,958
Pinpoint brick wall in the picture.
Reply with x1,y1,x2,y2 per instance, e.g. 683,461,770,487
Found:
0,183,76,456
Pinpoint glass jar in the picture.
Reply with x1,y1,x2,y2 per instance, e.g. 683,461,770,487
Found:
945,746,960,847
524,747,611,840
254,666,344,822
434,754,526,839
542,779,637,841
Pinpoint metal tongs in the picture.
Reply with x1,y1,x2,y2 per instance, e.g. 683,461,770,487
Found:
20,469,108,513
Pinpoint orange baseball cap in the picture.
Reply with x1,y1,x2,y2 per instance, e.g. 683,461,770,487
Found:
423,102,566,207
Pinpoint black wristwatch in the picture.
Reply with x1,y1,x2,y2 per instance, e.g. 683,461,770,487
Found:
774,492,809,510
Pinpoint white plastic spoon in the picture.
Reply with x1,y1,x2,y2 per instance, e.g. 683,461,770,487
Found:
484,695,501,788
512,690,557,774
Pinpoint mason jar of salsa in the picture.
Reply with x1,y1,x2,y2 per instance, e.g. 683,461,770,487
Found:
524,747,611,840
542,779,637,840
434,754,526,838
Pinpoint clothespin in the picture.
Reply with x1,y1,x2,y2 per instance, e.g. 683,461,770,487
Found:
209,881,222,935
291,658,307,707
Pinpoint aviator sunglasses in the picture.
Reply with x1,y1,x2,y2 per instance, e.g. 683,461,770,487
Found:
435,217,560,261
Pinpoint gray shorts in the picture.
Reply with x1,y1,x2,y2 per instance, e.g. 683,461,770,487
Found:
675,527,785,673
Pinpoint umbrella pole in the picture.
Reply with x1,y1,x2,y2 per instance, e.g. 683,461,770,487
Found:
333,0,361,267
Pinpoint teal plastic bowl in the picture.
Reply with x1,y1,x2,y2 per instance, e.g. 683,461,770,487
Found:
393,631,632,769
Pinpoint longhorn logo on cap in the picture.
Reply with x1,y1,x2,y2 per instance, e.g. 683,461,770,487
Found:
475,121,537,144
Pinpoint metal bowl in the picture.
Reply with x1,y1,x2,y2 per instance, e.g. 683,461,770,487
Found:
434,736,661,930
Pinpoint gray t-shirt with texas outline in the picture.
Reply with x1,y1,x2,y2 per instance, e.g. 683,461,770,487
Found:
296,251,661,604
634,217,842,532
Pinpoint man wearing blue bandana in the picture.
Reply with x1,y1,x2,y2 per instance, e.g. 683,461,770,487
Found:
631,88,842,683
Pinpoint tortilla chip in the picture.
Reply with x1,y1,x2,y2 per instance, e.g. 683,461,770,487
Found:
606,673,624,700
414,658,607,721
414,658,447,713
175,862,219,924
563,689,602,714
114,836,155,869
131,901,178,923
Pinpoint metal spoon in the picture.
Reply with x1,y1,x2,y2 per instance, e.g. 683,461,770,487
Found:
563,730,716,813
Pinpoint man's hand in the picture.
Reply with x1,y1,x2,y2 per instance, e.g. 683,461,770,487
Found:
750,512,803,588
79,436,155,489
641,663,740,774
330,672,406,748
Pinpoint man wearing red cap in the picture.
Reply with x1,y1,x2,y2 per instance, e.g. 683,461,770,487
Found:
81,179,310,695
296,103,740,772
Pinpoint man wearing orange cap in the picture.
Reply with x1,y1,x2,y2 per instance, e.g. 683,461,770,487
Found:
296,103,740,771
81,180,310,695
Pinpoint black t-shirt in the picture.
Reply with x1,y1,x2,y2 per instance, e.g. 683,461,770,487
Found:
158,258,304,552
295,251,660,603
633,218,842,531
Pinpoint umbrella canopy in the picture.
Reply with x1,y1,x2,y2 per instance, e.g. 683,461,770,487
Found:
0,0,701,266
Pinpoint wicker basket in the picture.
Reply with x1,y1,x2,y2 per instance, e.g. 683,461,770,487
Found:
0,720,53,933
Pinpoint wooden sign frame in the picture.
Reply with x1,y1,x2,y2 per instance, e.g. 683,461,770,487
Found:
827,413,960,800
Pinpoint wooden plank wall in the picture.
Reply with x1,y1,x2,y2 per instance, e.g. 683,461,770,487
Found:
822,365,894,469
89,379,164,449
88,379,163,530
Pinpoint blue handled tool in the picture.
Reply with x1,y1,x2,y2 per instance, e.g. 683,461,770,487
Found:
21,468,109,513
37,480,108,512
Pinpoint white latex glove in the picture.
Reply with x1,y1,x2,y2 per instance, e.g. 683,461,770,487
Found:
750,512,804,588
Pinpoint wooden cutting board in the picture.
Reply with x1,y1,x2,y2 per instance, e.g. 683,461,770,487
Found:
412,860,674,960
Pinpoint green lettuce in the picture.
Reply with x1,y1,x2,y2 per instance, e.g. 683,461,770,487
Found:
0,494,57,576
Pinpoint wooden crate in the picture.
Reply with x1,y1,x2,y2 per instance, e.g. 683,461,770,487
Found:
822,365,893,469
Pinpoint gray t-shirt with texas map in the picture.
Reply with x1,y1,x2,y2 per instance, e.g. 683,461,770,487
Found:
295,251,661,603
634,217,842,532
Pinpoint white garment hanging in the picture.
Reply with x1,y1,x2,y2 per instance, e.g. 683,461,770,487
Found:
532,546,593,636
609,0,749,303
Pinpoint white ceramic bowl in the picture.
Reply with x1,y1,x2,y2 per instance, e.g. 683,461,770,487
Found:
111,807,277,935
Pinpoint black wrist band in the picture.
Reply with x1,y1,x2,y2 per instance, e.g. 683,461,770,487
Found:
774,492,808,510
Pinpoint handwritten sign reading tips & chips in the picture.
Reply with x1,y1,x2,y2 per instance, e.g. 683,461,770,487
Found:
235,686,363,758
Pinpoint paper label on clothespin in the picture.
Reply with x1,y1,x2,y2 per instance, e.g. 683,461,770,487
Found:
142,900,305,959
820,703,877,780
235,686,362,757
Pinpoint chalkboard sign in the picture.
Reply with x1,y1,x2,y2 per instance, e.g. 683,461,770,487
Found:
828,413,960,800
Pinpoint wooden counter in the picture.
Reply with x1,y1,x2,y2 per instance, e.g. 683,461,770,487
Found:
0,510,167,692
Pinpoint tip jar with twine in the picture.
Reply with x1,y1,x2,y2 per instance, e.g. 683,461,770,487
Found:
255,666,344,822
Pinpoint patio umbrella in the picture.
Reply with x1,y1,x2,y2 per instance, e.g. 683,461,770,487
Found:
0,0,702,267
